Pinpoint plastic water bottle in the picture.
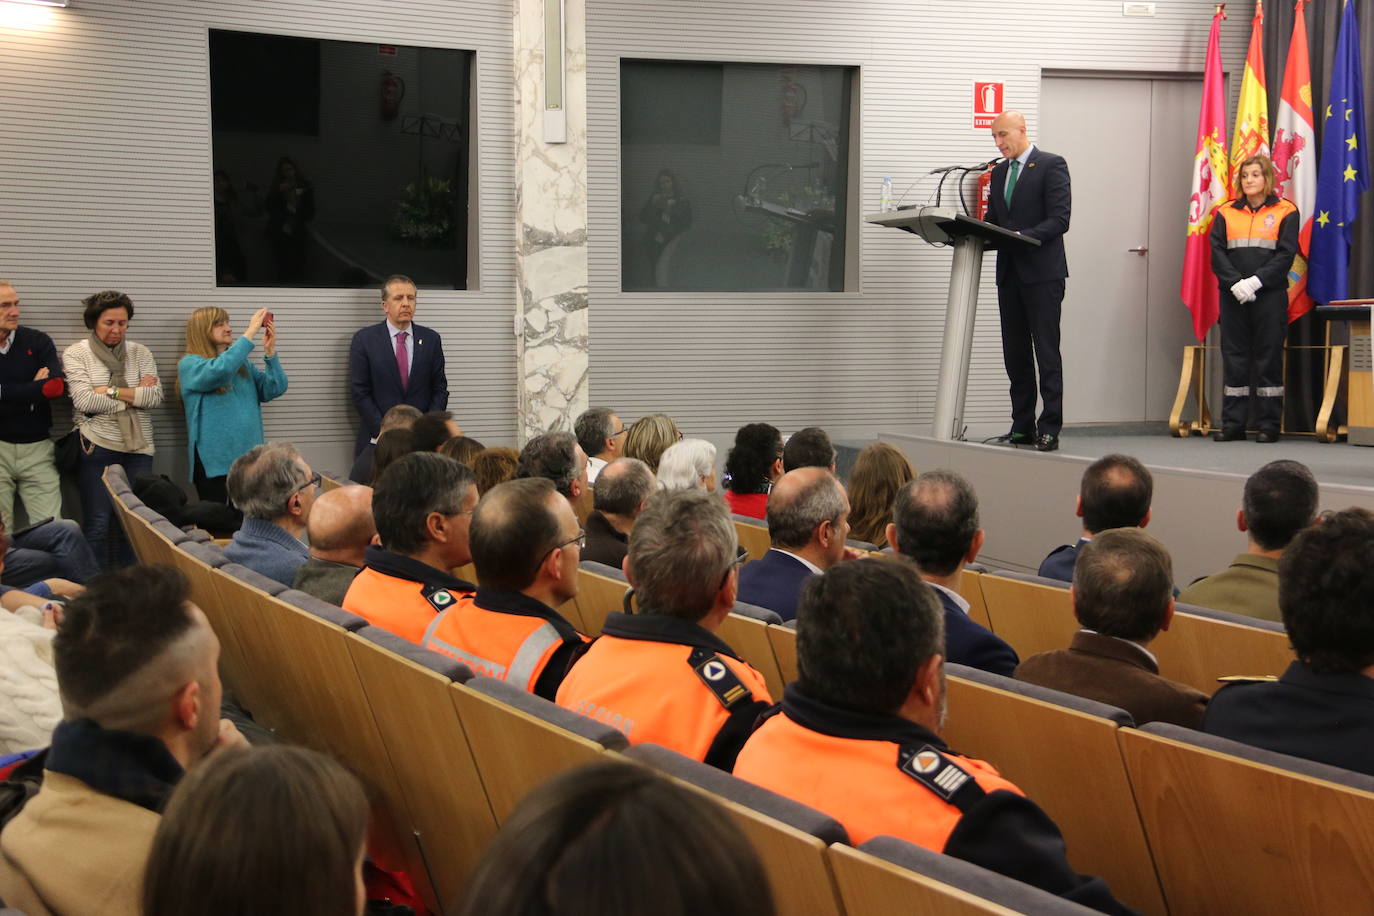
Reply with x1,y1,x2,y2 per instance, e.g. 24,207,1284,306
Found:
880,177,894,212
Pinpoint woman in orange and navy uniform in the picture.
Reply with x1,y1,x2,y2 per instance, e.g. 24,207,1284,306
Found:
1209,154,1300,443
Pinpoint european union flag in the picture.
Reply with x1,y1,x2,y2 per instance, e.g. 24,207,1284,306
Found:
1308,0,1368,304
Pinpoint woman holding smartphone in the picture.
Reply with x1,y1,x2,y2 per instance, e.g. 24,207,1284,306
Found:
177,306,287,502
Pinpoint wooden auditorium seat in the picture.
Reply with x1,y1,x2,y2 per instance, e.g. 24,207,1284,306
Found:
956,567,993,630
208,567,430,901
733,513,772,562
828,836,1099,915
624,742,849,916
1118,722,1374,916
767,620,800,685
977,571,1295,694
346,625,498,912
574,560,630,636
451,675,628,823
718,600,786,697
941,664,1165,915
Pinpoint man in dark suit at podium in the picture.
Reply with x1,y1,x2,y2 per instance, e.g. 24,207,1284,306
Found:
348,274,449,455
984,110,1071,452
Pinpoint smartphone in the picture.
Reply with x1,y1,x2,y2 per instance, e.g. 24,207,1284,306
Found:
265,311,275,325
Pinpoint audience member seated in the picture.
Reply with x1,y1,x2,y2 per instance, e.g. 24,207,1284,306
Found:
411,409,462,453
224,443,317,586
458,760,775,916
846,442,915,547
438,435,485,466
1015,529,1208,728
348,403,419,485
0,566,248,916
782,426,836,473
291,484,376,606
1178,459,1318,623
369,426,417,485
888,471,1019,676
622,412,679,473
1,517,95,601
1039,454,1152,582
143,745,368,916
575,406,625,483
583,457,655,568
557,489,773,769
343,453,477,644
517,430,589,505
0,599,61,755
472,446,519,495
737,467,855,622
1205,508,1374,776
733,560,1129,914
723,422,783,519
422,478,588,699
657,438,717,492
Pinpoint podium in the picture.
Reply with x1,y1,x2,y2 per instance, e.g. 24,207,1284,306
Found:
868,206,1039,440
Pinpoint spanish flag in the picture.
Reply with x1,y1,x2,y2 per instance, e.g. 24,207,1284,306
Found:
1181,6,1229,341
1231,1,1271,184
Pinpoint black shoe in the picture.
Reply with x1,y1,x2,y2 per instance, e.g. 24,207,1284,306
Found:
1007,431,1035,445
1212,429,1246,442
1035,434,1059,452
1256,430,1280,443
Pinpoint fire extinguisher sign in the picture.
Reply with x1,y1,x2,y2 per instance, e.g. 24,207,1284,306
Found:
973,82,1004,129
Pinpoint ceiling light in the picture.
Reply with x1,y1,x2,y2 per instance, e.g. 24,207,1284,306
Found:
2,0,70,7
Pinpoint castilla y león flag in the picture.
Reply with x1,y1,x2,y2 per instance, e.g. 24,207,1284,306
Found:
1272,0,1316,322
1181,6,1229,342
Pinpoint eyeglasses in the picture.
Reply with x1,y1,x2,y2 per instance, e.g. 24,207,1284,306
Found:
293,471,322,494
610,427,629,439
555,528,587,551
720,545,749,589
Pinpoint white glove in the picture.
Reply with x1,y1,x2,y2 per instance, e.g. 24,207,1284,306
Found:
1233,275,1262,303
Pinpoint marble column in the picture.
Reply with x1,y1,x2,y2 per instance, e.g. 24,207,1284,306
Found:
514,0,589,442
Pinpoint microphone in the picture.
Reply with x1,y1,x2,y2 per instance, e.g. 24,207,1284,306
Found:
929,164,962,174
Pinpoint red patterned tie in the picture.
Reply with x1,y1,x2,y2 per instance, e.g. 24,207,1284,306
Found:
395,331,409,389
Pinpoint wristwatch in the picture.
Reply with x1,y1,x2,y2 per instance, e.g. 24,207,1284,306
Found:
105,386,118,398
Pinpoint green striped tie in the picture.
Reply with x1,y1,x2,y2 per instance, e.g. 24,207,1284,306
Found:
1004,159,1020,205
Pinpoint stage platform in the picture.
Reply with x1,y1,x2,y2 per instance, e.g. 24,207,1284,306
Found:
864,425,1374,586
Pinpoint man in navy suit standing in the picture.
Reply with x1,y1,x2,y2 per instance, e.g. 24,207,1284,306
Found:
348,274,449,455
984,110,1071,452
887,470,1018,677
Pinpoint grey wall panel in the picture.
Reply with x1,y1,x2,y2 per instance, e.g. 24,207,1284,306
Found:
586,0,1249,448
0,0,516,480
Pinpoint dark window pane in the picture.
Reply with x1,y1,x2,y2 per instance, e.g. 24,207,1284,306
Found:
621,60,853,292
209,30,473,289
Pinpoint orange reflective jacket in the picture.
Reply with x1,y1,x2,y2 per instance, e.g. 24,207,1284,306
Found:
555,612,773,768
343,550,475,644
734,702,1021,849
422,587,587,699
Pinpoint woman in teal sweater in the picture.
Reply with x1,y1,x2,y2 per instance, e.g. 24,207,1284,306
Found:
177,306,288,502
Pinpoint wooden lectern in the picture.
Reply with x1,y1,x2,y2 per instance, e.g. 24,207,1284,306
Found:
867,206,1039,439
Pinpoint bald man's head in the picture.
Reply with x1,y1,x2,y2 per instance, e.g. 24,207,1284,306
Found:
306,485,376,567
991,109,1030,160
767,467,848,556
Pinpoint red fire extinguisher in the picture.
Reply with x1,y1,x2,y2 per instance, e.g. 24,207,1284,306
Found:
380,71,406,121
975,169,992,220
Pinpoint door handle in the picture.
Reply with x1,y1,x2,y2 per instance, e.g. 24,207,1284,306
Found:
1127,246,1149,256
